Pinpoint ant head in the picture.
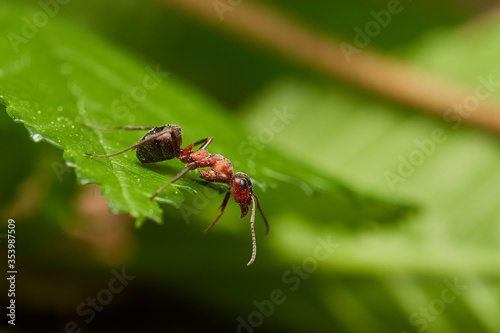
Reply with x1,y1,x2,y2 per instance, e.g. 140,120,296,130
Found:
230,172,253,218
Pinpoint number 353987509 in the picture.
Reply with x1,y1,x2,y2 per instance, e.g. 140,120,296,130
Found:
7,219,15,266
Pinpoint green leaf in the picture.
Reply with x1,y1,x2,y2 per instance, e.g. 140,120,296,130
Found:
0,2,411,225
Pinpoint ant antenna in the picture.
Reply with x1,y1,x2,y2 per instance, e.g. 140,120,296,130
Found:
247,196,257,266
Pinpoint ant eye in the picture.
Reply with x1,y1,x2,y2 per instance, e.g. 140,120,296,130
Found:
239,179,247,189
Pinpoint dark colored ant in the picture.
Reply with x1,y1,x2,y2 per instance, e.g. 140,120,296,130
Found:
82,123,268,266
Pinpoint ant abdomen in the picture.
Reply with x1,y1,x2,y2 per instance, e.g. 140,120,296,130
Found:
136,125,183,163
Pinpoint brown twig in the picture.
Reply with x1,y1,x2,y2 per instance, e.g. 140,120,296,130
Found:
160,0,500,134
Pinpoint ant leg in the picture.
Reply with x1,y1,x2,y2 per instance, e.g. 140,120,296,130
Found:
83,127,173,158
253,195,269,235
203,191,231,233
149,162,197,201
181,137,213,154
197,137,213,150
82,123,156,131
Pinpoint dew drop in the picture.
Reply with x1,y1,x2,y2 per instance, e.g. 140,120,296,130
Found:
37,110,41,114
33,134,43,142
71,125,75,129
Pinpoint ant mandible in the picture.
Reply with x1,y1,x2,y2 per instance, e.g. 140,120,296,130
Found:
82,123,269,266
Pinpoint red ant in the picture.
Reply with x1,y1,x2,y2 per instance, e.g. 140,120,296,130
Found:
82,123,268,266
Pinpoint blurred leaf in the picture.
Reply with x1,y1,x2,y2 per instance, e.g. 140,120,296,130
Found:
235,14,500,333
0,103,34,206
0,2,411,225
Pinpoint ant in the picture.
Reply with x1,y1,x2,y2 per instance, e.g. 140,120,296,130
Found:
82,123,268,266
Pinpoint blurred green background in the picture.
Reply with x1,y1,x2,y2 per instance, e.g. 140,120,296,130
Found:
2,0,500,332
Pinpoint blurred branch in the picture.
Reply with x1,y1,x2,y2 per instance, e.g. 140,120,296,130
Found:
462,2,500,29
160,0,500,135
